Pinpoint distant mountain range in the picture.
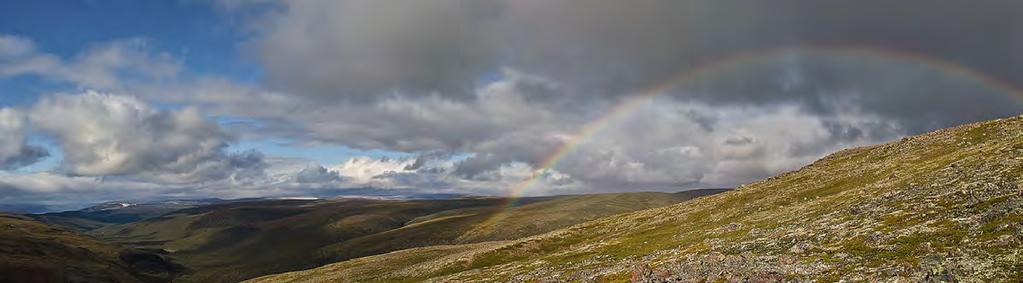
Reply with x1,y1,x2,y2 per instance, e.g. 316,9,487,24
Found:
28,198,229,231
22,189,477,232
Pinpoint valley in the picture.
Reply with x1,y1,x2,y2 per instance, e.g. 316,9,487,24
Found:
7,190,724,282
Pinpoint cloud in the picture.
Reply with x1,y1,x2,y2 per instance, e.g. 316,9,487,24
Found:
212,1,1023,191
0,35,180,90
145,62,1015,194
28,91,264,184
452,95,903,191
0,155,358,213
674,51,1023,135
330,156,415,185
0,171,177,212
252,0,498,99
0,108,48,169
0,147,47,171
315,155,575,196
0,171,245,212
225,73,901,194
5,2,1023,209
0,35,37,58
242,0,1023,102
293,165,342,183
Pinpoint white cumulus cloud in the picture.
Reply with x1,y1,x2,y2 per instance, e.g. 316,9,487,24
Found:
29,91,264,183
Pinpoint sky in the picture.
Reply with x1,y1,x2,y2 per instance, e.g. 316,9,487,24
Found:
2,0,1023,212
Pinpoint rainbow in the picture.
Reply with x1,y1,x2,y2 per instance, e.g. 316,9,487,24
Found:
473,45,1023,232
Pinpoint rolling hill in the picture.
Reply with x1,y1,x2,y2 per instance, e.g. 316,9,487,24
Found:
88,191,725,282
248,115,1023,282
0,213,181,283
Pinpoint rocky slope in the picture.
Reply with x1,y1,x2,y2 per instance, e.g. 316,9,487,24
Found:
249,115,1023,282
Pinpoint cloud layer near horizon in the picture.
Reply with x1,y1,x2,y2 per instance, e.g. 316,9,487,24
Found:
2,1,1023,211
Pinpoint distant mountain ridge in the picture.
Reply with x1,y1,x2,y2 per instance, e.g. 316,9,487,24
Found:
24,190,474,232
81,201,137,212
29,199,229,232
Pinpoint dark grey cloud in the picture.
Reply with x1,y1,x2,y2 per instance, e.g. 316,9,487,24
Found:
249,0,1023,103
293,165,342,183
0,202,50,214
0,146,49,170
497,0,1023,99
673,50,1023,135
453,153,507,181
403,156,430,171
254,0,500,100
0,108,46,170
191,149,268,184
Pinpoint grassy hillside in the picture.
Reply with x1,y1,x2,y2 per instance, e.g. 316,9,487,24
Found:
249,115,1023,282
0,213,180,283
91,191,722,282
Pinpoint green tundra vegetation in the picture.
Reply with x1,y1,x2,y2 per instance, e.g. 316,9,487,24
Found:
248,115,1023,282
84,190,722,282
0,213,180,282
